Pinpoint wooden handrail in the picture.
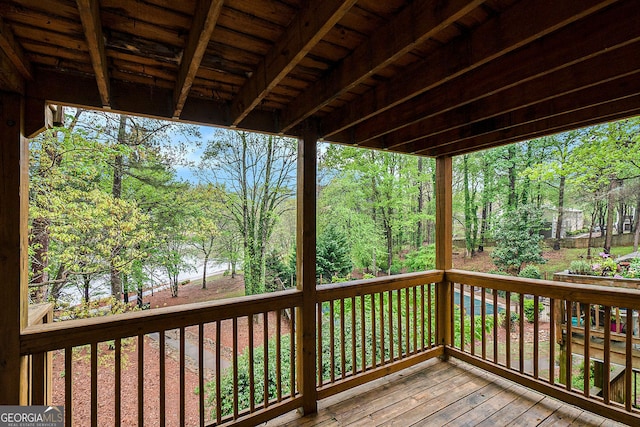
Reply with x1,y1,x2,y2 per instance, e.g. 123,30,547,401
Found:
446,269,640,309
317,270,444,301
20,289,302,354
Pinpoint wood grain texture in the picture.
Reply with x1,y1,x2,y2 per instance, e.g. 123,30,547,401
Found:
76,0,110,107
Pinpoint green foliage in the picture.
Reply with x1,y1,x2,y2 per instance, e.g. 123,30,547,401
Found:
265,250,291,291
491,204,546,274
518,265,542,280
316,224,352,281
621,258,640,279
205,334,293,419
403,245,435,272
569,260,591,275
523,299,543,323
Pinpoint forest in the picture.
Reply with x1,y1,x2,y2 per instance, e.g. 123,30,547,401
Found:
28,110,640,309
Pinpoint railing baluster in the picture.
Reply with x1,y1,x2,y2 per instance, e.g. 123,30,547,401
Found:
565,301,572,391
160,331,166,427
389,291,394,362
317,302,322,386
626,308,633,412
263,313,269,409
138,334,144,427
460,284,465,351
506,292,511,369
340,299,346,378
584,303,591,398
371,294,377,367
248,317,255,412
493,290,498,364
549,298,556,385
427,284,432,347
470,285,475,356
276,309,282,402
290,306,296,398
351,296,356,374
413,286,418,353
360,295,366,372
604,306,611,404
533,296,539,379
450,283,455,348
397,289,402,358
616,307,621,333
405,287,410,356
91,342,97,427
380,293,385,365
421,285,426,350
180,327,186,427
330,300,335,382
198,324,204,427
115,338,121,427
215,321,222,426
481,288,486,360
519,294,524,374
65,347,72,427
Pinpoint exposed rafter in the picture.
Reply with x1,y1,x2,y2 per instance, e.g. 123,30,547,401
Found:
422,93,640,157
321,0,618,141
229,0,357,127
173,0,224,119
0,17,31,80
390,41,640,154
278,0,483,133
76,0,110,108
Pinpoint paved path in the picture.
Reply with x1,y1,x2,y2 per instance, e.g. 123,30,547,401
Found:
148,331,231,373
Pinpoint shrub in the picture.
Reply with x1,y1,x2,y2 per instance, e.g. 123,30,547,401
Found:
518,265,542,280
569,260,591,275
404,245,435,272
523,299,543,323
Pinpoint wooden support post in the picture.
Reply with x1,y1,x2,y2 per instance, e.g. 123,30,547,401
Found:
436,156,453,356
0,91,29,405
296,124,317,414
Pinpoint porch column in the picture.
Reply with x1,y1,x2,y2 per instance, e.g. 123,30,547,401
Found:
435,156,453,353
296,125,318,414
0,92,29,404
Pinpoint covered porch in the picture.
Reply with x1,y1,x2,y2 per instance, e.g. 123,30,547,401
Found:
2,0,640,426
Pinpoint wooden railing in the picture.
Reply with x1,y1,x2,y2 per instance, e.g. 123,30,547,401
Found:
26,303,54,406
315,270,444,399
20,290,302,427
21,269,640,426
445,269,640,426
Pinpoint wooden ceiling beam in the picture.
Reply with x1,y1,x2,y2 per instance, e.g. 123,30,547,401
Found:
229,0,357,127
388,41,640,152
26,70,286,136
173,0,224,119
0,17,32,80
421,95,640,158
413,74,640,157
278,0,483,133
76,0,110,108
357,1,640,149
320,0,618,140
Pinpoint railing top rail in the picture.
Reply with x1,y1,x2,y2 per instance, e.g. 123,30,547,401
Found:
20,289,302,355
27,303,53,326
446,269,640,308
317,270,444,302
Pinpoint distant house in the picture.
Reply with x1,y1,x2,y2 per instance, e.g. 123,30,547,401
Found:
543,207,584,238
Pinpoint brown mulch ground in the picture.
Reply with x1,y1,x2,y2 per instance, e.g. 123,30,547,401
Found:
51,275,291,427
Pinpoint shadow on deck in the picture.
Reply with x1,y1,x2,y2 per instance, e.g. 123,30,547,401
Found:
268,358,629,426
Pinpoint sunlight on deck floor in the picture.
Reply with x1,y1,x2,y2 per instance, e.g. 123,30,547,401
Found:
266,358,629,426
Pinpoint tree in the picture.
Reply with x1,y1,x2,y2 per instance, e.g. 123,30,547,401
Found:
186,185,223,289
491,204,546,275
316,224,352,282
201,131,296,295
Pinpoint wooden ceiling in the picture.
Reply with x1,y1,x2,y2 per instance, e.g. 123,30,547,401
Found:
1,0,639,156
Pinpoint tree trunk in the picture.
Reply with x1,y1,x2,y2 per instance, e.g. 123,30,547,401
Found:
110,114,127,299
507,145,517,210
618,200,626,235
587,203,598,259
202,254,208,289
554,175,566,250
604,179,617,253
463,155,474,257
416,157,424,248
634,193,640,252
83,275,90,304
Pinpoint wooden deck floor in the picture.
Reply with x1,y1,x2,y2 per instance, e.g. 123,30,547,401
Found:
267,358,630,427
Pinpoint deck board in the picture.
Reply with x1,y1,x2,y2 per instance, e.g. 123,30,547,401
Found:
266,358,631,427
